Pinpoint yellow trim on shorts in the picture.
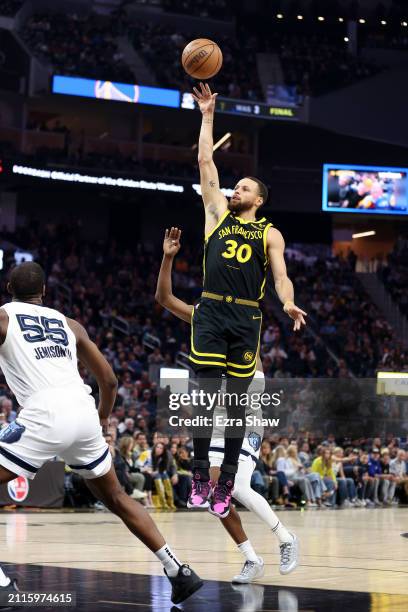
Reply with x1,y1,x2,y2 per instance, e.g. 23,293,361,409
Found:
190,307,226,358
205,209,230,242
189,356,227,367
227,365,257,377
226,358,257,369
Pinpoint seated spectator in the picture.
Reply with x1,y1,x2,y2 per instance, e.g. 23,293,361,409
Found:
390,449,408,504
380,448,397,505
118,436,146,501
0,397,16,422
367,448,383,506
357,452,376,507
149,442,177,510
255,440,279,503
332,447,358,507
173,446,192,508
288,444,325,507
311,448,337,506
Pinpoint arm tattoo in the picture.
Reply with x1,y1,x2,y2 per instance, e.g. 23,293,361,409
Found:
209,180,215,188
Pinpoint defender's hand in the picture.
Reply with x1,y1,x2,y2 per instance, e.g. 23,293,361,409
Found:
100,417,109,433
163,227,181,257
283,301,307,331
192,82,218,114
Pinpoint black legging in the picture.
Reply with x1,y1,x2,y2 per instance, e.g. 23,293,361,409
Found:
192,367,253,477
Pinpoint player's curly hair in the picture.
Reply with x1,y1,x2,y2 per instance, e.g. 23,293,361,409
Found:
245,176,269,205
9,262,45,298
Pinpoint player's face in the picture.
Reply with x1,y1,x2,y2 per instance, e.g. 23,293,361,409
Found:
229,179,261,213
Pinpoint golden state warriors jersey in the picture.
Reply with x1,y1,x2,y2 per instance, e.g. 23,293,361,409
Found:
203,211,272,301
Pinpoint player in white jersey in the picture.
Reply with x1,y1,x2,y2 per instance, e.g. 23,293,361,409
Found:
0,262,203,605
155,228,299,582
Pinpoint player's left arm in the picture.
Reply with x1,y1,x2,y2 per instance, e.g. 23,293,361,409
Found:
0,308,8,345
266,227,307,331
155,227,194,324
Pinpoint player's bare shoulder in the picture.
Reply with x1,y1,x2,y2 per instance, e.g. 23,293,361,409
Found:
266,226,285,250
66,317,88,343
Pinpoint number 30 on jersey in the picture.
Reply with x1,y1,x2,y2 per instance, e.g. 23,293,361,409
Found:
221,240,252,264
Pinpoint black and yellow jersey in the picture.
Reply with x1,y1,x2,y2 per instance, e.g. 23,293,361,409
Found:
203,210,273,302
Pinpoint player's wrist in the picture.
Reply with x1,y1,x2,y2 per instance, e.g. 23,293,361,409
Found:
283,300,294,310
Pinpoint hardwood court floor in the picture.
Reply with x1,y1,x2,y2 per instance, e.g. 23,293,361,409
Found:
0,507,407,611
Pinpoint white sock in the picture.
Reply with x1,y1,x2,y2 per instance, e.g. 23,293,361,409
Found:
0,567,10,587
155,544,182,577
272,520,293,544
238,539,259,563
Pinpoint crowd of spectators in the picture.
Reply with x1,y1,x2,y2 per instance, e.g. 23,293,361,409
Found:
129,23,263,101
63,425,408,510
20,12,134,83
254,434,408,509
0,223,407,509
19,4,390,102
162,0,231,21
0,0,22,16
282,251,408,376
276,34,379,97
378,235,408,318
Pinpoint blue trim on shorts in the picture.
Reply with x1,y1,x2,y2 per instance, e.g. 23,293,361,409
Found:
209,446,257,464
0,446,38,473
68,447,110,471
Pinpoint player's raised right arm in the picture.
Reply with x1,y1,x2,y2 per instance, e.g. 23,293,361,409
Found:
192,82,228,232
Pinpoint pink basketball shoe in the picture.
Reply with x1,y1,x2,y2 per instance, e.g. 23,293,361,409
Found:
208,478,234,518
187,473,212,509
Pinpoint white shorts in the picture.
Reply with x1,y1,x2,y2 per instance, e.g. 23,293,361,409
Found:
0,386,111,480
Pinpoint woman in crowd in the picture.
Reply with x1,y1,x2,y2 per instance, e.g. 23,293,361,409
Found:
173,446,193,508
311,447,337,506
255,440,278,503
275,445,316,507
332,446,359,507
287,444,324,507
150,442,177,510
118,436,146,501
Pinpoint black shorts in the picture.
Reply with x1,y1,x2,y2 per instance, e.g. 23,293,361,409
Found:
189,297,262,378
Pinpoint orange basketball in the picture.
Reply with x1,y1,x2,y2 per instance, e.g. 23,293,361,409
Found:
181,38,223,79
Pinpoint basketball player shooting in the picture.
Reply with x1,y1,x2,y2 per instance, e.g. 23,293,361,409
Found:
156,227,299,582
0,262,203,605
188,82,307,518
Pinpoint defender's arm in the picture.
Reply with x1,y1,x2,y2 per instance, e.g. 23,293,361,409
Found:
266,228,307,331
67,318,117,426
155,227,193,324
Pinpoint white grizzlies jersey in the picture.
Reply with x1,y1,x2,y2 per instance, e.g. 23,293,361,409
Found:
0,301,87,406
210,371,265,460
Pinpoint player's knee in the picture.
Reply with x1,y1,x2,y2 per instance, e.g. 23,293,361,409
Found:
101,484,127,511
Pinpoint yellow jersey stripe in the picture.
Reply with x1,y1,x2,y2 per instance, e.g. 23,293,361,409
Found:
205,209,230,242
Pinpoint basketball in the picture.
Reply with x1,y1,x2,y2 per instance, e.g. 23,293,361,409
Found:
181,38,223,79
